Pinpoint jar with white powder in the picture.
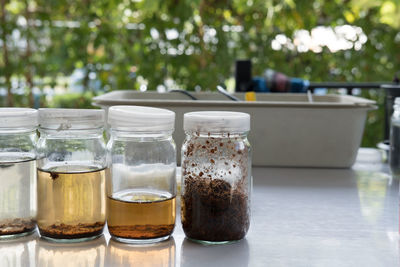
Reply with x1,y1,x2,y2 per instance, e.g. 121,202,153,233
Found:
106,106,176,243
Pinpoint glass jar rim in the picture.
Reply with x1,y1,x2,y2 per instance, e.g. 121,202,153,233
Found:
0,108,38,129
108,105,175,132
184,111,250,132
38,108,105,130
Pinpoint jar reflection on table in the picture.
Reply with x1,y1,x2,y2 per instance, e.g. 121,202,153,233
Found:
0,108,38,239
36,235,106,267
106,236,175,267
181,238,249,267
36,109,107,242
0,231,37,267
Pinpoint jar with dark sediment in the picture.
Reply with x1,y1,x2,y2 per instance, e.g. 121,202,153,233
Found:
181,111,251,244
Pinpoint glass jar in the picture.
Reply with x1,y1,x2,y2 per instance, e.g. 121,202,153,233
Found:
107,106,176,243
36,109,107,242
0,108,38,239
390,97,400,178
181,111,251,244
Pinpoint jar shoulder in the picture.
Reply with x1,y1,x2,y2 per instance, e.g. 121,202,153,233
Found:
182,135,251,154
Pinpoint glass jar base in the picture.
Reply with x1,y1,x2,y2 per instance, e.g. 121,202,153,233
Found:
187,237,241,245
111,235,170,244
40,233,102,243
0,228,36,240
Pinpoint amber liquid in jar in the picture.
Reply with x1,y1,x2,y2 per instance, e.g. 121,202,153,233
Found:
107,189,175,241
37,166,106,240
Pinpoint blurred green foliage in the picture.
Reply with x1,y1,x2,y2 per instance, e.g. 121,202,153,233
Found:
49,92,95,109
0,0,399,147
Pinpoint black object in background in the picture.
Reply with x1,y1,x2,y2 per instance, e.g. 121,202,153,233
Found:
235,60,253,92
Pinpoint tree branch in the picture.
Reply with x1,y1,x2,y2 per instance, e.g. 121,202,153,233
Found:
0,0,13,106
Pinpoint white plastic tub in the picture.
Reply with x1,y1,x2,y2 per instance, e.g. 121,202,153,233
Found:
93,91,376,168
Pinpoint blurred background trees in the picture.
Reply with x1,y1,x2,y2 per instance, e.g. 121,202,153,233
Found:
0,0,399,146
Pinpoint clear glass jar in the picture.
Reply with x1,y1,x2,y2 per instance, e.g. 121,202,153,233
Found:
0,108,38,239
36,109,107,242
390,97,400,178
107,106,176,244
181,111,251,244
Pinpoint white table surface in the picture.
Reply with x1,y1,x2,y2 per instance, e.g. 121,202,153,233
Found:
1,148,398,267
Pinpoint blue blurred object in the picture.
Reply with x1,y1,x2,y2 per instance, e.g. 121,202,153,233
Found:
252,77,269,92
290,78,309,93
252,69,309,93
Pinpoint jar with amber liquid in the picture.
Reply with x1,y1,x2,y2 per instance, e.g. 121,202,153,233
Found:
36,109,107,242
107,106,176,243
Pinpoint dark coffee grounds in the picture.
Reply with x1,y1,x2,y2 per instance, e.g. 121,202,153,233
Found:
181,176,249,242
0,218,36,236
39,222,104,239
108,224,174,239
